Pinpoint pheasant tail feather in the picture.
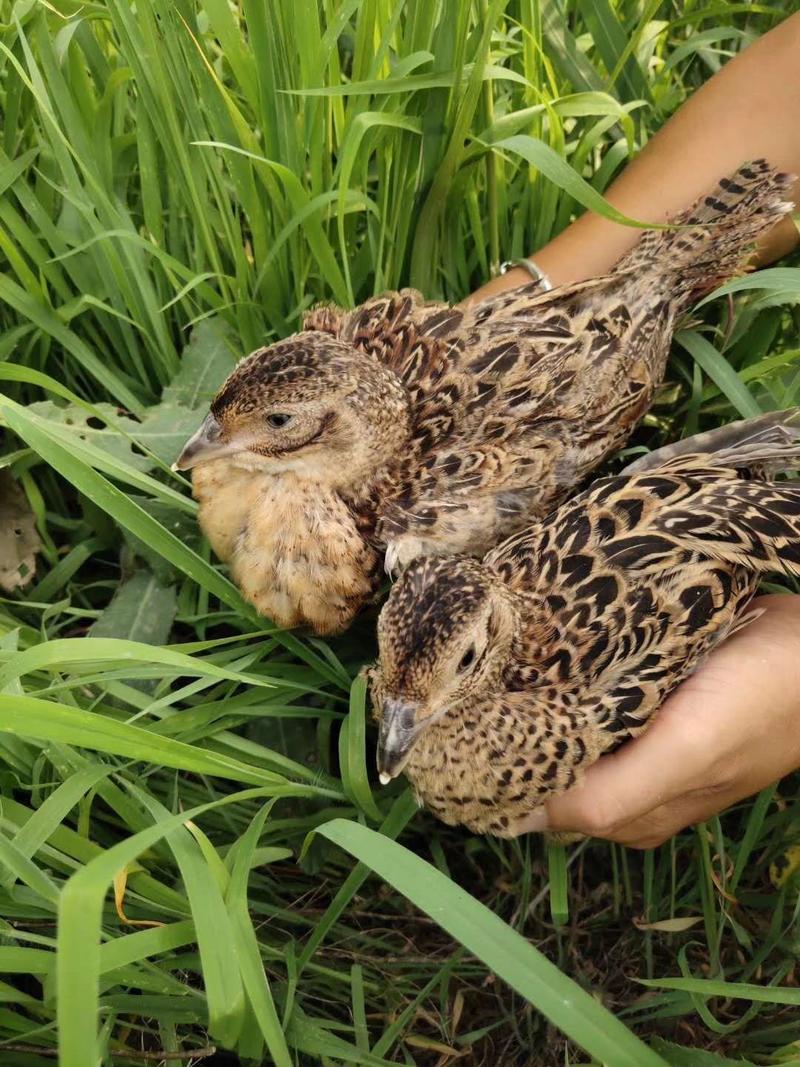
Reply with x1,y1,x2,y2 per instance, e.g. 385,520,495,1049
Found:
613,159,794,310
624,408,800,474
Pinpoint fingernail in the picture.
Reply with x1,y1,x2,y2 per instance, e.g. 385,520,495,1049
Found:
516,807,550,834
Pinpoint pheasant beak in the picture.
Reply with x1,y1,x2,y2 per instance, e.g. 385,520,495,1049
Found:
377,698,422,784
172,413,229,471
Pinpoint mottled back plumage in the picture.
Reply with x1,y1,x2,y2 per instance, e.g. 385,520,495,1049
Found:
176,161,792,633
372,410,800,836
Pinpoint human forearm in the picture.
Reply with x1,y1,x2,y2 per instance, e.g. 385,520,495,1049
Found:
468,13,800,303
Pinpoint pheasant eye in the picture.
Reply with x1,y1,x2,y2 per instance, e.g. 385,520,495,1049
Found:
266,413,292,428
457,645,477,673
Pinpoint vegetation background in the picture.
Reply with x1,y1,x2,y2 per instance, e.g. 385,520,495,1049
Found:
3,1,800,1064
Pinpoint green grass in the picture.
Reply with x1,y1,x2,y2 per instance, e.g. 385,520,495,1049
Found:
3,1,800,1064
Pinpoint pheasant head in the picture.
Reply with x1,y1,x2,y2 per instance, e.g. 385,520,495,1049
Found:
174,331,412,492
373,555,519,782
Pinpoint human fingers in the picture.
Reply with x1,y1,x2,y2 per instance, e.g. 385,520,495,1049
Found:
587,779,769,850
512,692,718,838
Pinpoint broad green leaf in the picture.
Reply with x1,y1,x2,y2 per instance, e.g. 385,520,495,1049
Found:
89,572,177,647
133,402,207,465
163,319,239,410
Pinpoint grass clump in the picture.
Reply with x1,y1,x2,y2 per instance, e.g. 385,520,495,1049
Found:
3,2,800,1064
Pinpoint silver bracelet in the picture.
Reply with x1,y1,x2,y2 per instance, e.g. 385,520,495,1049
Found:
499,257,553,292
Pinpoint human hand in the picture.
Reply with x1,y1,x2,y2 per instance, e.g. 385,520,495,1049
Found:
515,594,800,848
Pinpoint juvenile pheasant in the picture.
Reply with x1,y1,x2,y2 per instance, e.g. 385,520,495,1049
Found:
372,410,800,837
174,161,791,635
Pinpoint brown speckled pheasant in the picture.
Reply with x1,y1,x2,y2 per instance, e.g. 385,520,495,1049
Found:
372,411,800,837
174,161,791,635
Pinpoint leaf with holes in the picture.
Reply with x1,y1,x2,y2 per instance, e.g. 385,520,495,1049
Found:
28,401,154,472
133,403,208,465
